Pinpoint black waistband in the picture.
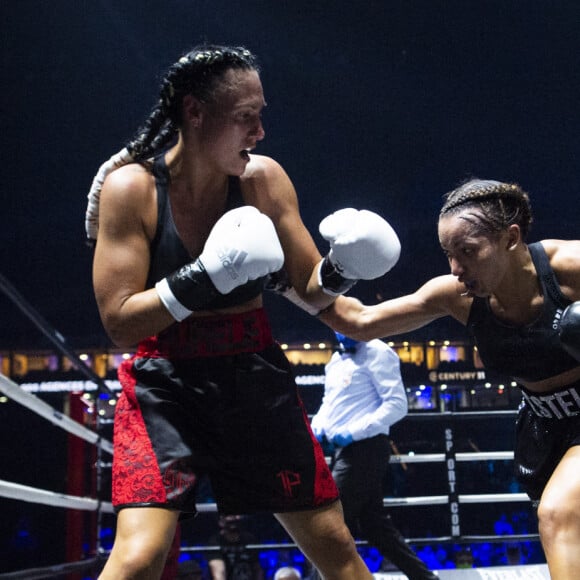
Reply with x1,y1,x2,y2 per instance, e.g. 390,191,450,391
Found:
136,308,274,359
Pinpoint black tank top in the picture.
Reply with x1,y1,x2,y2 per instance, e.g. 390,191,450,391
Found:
467,241,576,382
145,155,266,308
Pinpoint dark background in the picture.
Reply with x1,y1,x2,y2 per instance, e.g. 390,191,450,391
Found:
2,0,580,349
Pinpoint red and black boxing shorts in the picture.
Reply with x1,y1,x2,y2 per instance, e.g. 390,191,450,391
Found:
514,382,580,501
112,308,338,515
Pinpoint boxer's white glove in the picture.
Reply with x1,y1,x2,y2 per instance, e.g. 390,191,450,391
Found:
318,208,401,296
156,206,284,321
200,206,284,293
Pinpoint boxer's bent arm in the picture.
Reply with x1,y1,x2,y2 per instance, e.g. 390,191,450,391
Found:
241,155,337,313
92,169,177,348
319,275,462,341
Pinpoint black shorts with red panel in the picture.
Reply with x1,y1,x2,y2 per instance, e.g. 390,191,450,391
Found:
112,308,338,515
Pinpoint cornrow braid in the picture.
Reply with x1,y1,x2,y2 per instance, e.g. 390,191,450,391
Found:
85,44,258,242
439,178,533,240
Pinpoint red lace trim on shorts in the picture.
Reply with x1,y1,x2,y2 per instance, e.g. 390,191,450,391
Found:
112,363,167,507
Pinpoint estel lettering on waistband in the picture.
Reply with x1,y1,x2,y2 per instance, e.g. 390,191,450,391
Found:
521,383,580,419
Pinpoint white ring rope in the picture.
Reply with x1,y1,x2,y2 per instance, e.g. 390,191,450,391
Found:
0,483,531,512
0,373,113,455
391,451,514,463
0,558,101,580
0,478,114,513
383,493,530,507
0,481,530,514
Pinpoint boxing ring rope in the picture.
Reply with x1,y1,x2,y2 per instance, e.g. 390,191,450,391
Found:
0,373,113,455
0,371,114,579
0,273,115,396
0,376,114,510
0,478,113,513
0,273,116,579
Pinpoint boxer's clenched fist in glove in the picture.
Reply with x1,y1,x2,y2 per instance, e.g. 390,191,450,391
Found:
559,301,580,362
156,206,284,321
318,208,401,296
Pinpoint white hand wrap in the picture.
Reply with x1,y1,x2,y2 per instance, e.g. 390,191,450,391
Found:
155,277,194,322
85,147,134,241
265,269,321,316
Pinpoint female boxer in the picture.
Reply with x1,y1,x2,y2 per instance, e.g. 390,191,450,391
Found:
323,178,580,579
87,44,399,580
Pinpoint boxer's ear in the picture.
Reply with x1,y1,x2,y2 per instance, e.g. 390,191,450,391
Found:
505,224,521,251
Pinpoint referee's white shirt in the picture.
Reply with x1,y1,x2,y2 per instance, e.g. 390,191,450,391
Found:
311,338,408,442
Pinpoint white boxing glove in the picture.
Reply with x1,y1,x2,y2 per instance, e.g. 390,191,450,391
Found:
156,206,284,321
200,206,284,294
318,208,401,296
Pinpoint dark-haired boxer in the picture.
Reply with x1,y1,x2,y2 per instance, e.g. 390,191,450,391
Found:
87,44,400,580
322,178,580,580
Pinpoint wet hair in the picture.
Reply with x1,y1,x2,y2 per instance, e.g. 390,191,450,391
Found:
439,178,533,240
85,44,259,241
128,44,259,162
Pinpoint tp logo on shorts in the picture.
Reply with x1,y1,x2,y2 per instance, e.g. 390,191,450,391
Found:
277,470,301,497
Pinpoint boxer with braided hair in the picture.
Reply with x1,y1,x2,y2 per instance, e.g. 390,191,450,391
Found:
323,177,580,579
85,47,258,241
88,43,400,580
439,179,533,239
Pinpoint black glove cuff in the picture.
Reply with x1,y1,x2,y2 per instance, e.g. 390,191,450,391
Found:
166,258,220,311
265,268,292,294
318,255,358,296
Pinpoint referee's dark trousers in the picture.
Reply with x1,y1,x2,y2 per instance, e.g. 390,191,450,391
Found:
331,434,437,580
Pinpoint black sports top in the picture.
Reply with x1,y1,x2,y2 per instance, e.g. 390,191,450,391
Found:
145,155,267,308
467,242,577,382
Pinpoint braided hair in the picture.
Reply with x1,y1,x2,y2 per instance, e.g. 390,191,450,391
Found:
439,178,533,240
128,44,259,162
85,44,259,241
